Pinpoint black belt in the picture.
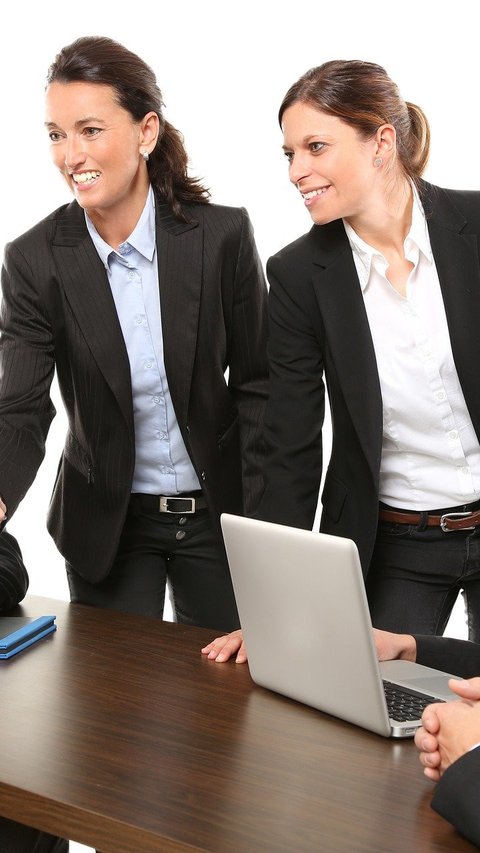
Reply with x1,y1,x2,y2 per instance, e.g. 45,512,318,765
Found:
130,492,207,514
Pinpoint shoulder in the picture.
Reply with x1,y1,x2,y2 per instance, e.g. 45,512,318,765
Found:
183,201,252,232
269,228,317,266
420,180,480,231
5,201,82,257
268,219,347,278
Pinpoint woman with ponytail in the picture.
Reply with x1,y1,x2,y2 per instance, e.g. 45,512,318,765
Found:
0,36,268,631
204,60,480,663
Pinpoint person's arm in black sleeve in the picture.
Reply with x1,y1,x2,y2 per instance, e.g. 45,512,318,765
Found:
0,529,28,612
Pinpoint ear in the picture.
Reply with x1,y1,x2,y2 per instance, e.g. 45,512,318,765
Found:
139,111,160,154
374,124,396,159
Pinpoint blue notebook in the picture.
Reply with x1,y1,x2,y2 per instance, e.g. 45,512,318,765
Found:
0,615,57,659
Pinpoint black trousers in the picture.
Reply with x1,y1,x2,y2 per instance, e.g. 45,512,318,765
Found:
67,502,240,632
0,817,68,852
366,508,480,640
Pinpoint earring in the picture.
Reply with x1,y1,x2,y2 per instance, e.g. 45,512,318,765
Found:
373,157,383,167
141,150,149,162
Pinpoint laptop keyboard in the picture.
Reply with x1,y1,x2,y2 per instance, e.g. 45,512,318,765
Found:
383,680,445,722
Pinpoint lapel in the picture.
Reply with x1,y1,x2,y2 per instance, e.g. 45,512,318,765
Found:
51,197,202,437
154,197,202,426
421,181,480,434
51,201,134,436
309,219,383,481
309,181,480,476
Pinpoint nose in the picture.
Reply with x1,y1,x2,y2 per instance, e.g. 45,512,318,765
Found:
64,134,87,173
288,152,311,187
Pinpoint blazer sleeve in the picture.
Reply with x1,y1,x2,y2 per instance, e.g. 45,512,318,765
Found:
0,240,56,516
257,253,325,530
431,747,480,847
0,530,28,611
227,209,269,514
415,636,480,678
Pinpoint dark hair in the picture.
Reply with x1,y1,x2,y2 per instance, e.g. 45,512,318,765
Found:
279,60,430,184
47,36,210,220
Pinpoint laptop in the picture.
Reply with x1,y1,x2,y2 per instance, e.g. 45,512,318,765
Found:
221,514,461,738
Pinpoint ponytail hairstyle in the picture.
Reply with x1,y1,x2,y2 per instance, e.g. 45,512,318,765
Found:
279,60,430,185
47,36,210,220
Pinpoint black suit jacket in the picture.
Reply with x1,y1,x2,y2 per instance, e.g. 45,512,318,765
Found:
259,181,480,574
432,747,480,848
0,530,28,611
415,634,480,678
413,633,480,846
0,195,269,581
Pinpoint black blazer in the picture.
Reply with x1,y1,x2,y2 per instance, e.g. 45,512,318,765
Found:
415,635,480,678
259,181,480,575
0,195,269,582
0,530,28,611
414,634,480,848
431,747,480,848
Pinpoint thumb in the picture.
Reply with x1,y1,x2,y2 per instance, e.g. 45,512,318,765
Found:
448,677,480,703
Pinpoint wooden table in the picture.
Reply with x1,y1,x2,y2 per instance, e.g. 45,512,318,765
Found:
0,596,475,852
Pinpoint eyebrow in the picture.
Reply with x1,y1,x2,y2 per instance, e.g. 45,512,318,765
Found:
44,117,106,129
282,133,333,151
282,133,324,151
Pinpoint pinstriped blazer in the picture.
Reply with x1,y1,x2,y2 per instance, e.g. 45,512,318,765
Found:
259,181,480,575
0,194,269,582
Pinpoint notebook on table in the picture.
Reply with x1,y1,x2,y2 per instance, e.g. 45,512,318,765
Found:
0,615,57,659
220,514,460,738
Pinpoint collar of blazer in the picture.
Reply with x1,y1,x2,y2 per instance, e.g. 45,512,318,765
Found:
303,179,480,476
52,192,199,246
50,192,203,437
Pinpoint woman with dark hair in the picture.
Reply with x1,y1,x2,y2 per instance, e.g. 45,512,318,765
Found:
0,36,268,630
203,59,480,662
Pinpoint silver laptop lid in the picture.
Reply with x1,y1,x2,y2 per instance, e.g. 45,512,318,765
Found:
221,515,459,738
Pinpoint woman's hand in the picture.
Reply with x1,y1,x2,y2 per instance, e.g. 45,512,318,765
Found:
201,629,247,663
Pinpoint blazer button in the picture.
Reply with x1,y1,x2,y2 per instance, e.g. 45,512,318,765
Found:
201,471,206,481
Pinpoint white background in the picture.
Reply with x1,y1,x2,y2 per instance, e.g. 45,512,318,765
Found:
1,3,477,848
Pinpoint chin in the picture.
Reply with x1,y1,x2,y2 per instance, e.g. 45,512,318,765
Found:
310,211,337,226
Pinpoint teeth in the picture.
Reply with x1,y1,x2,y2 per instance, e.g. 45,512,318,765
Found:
72,171,101,184
303,187,327,200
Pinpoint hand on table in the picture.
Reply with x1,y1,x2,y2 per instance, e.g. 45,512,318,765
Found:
201,629,247,663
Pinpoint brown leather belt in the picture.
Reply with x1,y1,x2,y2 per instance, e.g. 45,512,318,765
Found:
379,508,480,532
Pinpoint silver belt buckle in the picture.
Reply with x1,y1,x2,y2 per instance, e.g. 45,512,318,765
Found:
159,496,195,514
440,511,475,533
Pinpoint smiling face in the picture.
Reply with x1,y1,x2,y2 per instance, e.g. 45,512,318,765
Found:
45,80,156,232
281,101,383,228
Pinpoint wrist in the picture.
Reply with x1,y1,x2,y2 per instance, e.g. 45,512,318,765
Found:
399,634,417,662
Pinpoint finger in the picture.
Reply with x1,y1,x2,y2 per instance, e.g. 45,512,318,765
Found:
215,635,244,663
423,766,441,782
415,728,439,754
201,635,224,655
421,707,441,734
419,749,441,770
235,641,248,664
448,677,480,702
